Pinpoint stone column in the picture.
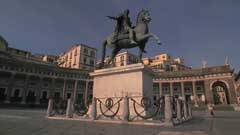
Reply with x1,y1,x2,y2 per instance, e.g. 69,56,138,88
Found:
4,72,15,103
35,77,43,104
183,101,188,119
46,98,53,117
181,82,186,101
62,79,67,100
204,80,213,104
164,95,173,126
73,80,78,102
177,99,182,122
170,82,173,97
188,102,192,118
66,98,73,118
192,81,199,107
21,75,30,104
91,97,97,120
181,82,188,119
122,96,129,121
84,80,89,105
159,82,163,97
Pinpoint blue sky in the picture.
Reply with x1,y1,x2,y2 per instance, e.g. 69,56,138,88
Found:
0,0,240,70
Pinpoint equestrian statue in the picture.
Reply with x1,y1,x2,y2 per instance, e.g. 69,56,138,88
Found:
100,9,161,68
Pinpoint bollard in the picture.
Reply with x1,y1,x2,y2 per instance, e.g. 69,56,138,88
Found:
188,102,192,119
90,97,97,120
183,100,188,119
164,95,173,126
66,98,73,118
46,98,53,117
176,99,182,122
122,96,129,121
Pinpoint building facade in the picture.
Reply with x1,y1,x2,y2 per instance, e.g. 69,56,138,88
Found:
152,65,239,106
57,44,97,71
0,37,93,105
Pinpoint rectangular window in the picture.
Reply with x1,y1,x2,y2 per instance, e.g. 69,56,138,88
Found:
90,59,94,65
54,92,60,98
153,83,159,92
73,58,76,65
120,56,124,61
83,57,87,64
0,88,6,100
90,51,95,57
89,94,93,102
74,49,77,56
77,94,83,102
84,48,88,54
13,89,20,97
42,91,48,99
67,93,71,99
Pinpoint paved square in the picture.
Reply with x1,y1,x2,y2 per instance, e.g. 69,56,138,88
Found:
0,109,240,135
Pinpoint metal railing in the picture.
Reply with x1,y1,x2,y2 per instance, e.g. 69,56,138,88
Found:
46,95,192,126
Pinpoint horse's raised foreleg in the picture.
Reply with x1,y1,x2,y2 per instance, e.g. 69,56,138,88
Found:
137,33,161,45
149,33,161,45
100,40,107,68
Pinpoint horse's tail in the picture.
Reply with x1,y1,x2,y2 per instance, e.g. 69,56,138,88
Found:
100,40,107,68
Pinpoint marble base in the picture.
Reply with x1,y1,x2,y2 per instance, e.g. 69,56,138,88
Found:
90,63,154,98
90,63,154,119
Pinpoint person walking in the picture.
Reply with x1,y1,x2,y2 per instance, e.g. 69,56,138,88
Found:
208,104,215,117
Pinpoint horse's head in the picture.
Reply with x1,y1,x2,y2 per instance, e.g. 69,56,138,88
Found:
137,9,151,24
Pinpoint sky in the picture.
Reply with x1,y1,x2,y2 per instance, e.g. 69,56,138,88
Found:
0,0,240,70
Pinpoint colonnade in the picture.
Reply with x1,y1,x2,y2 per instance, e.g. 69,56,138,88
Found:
3,72,92,105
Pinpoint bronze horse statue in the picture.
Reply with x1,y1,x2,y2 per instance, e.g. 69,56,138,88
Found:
100,10,161,67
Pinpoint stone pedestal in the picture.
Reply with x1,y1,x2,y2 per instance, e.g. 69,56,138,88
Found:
90,63,154,98
90,63,154,119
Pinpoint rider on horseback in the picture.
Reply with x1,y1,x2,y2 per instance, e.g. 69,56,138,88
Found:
107,9,137,44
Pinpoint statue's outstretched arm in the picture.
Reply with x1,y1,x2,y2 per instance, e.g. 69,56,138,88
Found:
106,16,118,20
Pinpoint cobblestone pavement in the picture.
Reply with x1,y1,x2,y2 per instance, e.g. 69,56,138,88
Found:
0,109,239,135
